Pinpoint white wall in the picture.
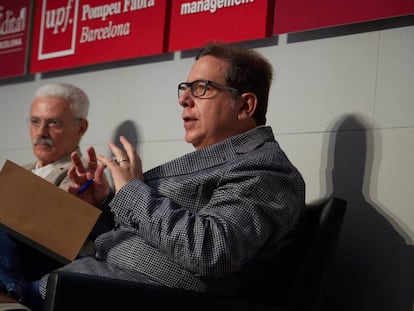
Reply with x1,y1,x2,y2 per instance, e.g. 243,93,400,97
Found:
1,17,413,311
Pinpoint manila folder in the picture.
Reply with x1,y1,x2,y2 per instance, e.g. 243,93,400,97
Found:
0,160,101,264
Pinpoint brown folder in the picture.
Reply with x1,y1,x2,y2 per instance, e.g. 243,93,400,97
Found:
0,160,101,264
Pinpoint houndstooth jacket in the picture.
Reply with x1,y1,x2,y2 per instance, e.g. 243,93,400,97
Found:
41,126,305,298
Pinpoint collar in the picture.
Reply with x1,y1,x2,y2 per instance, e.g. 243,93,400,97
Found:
144,126,275,179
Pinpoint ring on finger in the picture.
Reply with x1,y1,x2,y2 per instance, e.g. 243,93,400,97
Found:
112,156,129,164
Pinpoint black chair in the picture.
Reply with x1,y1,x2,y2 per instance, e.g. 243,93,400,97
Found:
286,196,347,311
42,197,346,311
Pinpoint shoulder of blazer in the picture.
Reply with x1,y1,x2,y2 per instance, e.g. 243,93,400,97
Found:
144,126,276,179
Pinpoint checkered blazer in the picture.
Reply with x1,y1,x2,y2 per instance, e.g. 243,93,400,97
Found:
92,126,305,293
39,126,305,298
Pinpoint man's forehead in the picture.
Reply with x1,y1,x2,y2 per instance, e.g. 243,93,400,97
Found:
188,56,229,82
30,97,73,116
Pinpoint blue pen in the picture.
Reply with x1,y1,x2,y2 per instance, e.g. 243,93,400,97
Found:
77,179,94,195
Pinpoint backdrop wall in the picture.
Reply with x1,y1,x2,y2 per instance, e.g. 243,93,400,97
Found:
1,15,414,311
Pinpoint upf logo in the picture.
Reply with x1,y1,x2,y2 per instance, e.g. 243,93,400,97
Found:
45,0,74,34
38,0,79,60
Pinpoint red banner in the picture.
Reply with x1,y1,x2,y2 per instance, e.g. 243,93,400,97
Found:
274,0,414,34
0,0,32,79
30,0,168,73
168,0,273,52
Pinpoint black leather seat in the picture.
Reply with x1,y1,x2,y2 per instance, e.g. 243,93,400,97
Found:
286,196,347,311
42,197,346,311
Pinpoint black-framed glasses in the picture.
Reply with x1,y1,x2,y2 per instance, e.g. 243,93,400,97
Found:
178,79,239,98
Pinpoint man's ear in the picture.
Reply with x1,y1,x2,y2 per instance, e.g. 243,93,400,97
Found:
237,92,257,120
78,118,88,135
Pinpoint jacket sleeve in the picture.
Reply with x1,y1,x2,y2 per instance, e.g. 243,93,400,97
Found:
109,157,304,278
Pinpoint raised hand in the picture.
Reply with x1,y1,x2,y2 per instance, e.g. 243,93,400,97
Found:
97,136,143,193
67,146,110,206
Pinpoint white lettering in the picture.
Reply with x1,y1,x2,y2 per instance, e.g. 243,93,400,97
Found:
82,2,122,21
45,0,74,34
80,21,130,43
0,37,22,49
0,7,26,35
123,0,155,12
180,0,254,15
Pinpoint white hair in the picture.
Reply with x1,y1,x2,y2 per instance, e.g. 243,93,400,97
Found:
34,83,89,119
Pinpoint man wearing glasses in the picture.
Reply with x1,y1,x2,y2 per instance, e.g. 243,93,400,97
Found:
24,84,113,244
0,83,113,308
1,43,305,310
23,83,89,191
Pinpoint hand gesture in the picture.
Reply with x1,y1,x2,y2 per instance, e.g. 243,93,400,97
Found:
67,146,110,206
97,136,144,193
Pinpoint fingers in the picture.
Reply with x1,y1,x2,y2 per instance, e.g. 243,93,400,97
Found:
70,148,99,183
97,153,117,169
71,151,86,174
67,164,82,187
70,137,142,195
94,162,108,184
119,136,143,180
109,144,126,162
97,153,128,193
120,136,136,162
86,146,98,171
96,136,142,193
108,136,136,163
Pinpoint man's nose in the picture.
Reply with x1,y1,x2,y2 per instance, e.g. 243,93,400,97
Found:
178,94,195,108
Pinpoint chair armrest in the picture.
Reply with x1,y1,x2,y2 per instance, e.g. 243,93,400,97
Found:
43,271,282,311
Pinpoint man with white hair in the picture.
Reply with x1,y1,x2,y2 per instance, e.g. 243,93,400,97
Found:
23,83,89,190
23,82,113,249
0,83,113,306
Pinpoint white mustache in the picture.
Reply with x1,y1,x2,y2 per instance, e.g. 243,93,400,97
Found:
33,137,54,147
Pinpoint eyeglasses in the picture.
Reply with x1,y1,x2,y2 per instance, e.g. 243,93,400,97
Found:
28,117,77,131
178,80,239,98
